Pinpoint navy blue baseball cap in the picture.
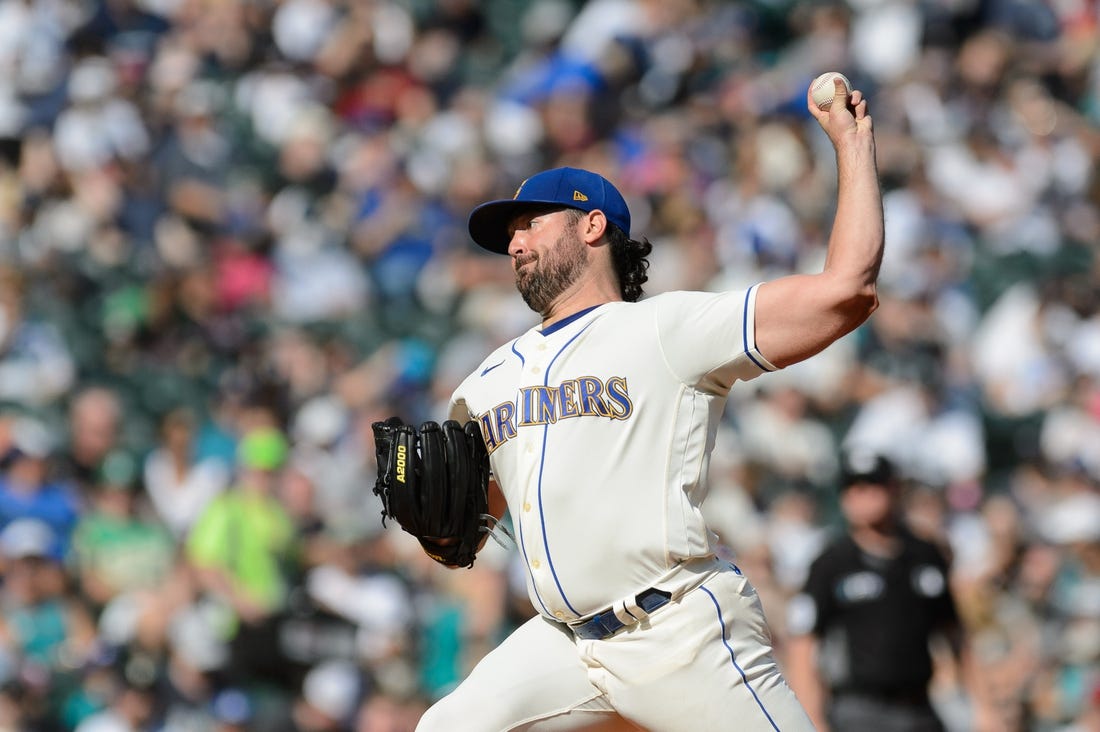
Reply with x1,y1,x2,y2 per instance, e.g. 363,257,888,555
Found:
468,167,631,253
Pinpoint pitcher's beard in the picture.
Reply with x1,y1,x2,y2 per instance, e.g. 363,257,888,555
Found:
515,231,587,315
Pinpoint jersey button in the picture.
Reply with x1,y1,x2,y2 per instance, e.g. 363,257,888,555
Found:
537,343,547,351
554,611,565,619
523,502,531,512
532,559,541,569
531,366,541,374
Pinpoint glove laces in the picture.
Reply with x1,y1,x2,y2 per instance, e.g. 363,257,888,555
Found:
480,514,516,551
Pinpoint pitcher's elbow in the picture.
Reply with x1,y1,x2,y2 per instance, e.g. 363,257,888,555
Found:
861,288,880,319
841,288,878,330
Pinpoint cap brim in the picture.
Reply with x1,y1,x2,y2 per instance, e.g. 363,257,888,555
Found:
468,199,569,254
840,472,893,487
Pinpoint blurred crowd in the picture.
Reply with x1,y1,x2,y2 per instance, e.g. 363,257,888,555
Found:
0,0,1098,730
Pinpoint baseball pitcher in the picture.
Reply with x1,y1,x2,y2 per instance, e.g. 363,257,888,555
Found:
374,75,881,731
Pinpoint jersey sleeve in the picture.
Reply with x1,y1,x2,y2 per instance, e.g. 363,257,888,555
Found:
655,285,778,393
922,540,961,631
787,550,835,638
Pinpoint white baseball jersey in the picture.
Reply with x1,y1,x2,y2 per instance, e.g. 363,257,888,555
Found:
448,285,776,621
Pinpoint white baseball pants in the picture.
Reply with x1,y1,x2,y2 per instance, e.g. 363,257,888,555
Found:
416,562,814,732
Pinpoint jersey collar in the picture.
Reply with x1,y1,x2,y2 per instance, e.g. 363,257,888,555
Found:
539,304,603,337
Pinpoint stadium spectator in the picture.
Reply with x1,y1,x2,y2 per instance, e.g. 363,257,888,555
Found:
142,406,230,540
0,417,82,554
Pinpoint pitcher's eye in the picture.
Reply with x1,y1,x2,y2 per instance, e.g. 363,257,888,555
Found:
508,217,538,238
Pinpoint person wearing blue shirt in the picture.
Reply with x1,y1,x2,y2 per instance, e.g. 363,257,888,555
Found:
0,419,82,557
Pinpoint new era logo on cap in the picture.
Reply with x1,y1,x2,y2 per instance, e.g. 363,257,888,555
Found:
468,167,631,253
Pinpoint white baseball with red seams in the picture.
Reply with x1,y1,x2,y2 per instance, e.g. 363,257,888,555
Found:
811,72,852,110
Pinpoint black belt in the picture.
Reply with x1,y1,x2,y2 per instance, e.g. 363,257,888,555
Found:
570,588,672,640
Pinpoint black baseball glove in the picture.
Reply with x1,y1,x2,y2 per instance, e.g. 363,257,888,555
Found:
371,417,491,568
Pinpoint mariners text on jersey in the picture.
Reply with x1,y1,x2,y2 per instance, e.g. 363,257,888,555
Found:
479,376,633,452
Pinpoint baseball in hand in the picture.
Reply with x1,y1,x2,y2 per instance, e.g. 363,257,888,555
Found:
810,72,852,111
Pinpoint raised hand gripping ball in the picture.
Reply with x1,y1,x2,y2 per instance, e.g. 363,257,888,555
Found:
811,72,852,111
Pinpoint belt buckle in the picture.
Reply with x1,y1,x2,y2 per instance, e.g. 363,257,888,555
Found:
637,588,671,613
572,588,671,640
573,610,622,640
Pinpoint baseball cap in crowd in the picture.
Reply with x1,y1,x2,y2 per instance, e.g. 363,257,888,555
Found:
1039,492,1100,545
211,688,254,727
468,167,631,253
0,518,59,561
2,417,54,463
237,427,289,472
838,447,896,488
302,660,360,722
97,449,139,490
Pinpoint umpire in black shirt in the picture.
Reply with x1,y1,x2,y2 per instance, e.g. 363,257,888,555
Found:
785,448,989,732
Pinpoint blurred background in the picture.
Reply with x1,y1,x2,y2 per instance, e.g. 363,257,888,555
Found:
0,0,1097,729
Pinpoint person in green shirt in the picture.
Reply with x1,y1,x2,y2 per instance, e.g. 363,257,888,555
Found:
187,426,298,626
70,450,177,609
